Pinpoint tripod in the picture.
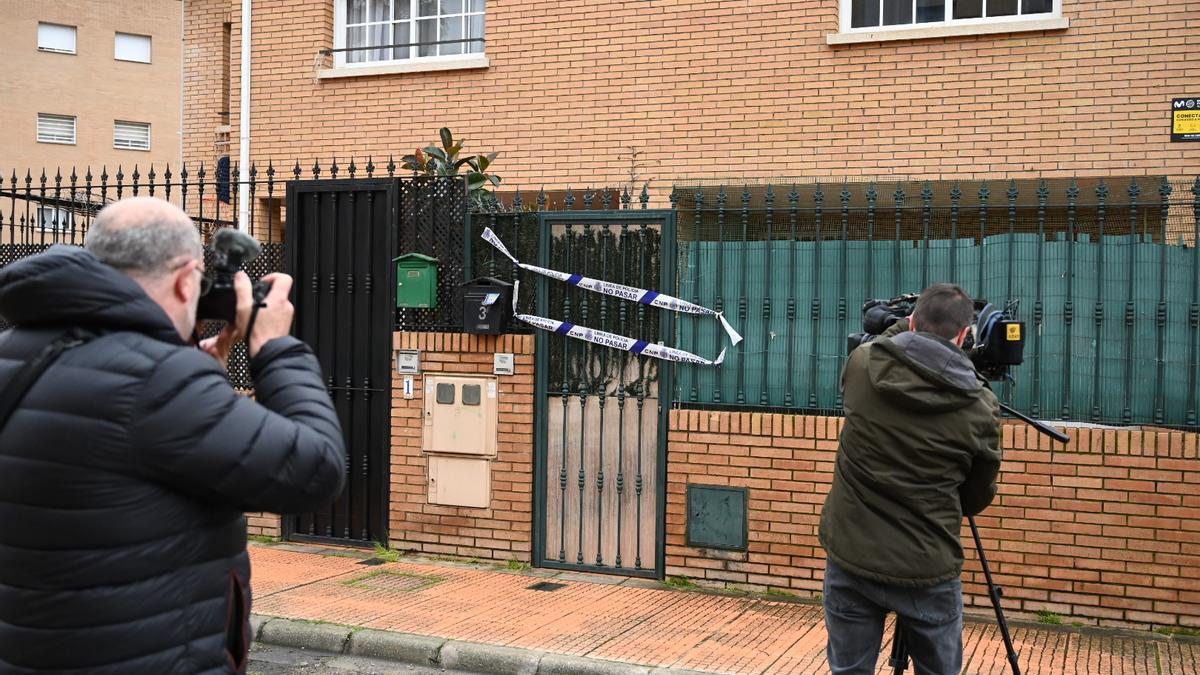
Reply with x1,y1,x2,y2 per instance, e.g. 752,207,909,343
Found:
887,405,1067,675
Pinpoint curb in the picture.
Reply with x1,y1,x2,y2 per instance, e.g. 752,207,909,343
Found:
251,615,711,675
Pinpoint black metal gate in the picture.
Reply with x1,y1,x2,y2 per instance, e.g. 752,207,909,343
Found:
284,179,395,546
533,211,676,577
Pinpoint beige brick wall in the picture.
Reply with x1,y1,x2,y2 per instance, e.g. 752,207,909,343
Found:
667,410,1200,630
183,0,1198,188
0,0,182,175
389,332,535,563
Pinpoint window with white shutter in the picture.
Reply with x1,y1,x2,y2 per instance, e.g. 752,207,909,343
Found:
37,114,76,144
114,33,152,63
38,23,77,54
114,121,151,150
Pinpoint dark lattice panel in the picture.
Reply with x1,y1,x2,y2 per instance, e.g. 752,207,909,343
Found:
198,242,285,390
0,244,55,331
395,177,467,332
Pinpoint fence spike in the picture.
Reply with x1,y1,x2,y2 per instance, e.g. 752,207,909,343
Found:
365,156,375,177
162,164,171,183
132,165,140,183
311,160,320,180
39,169,47,188
386,155,396,176
249,162,259,181
565,186,575,209
348,157,357,178
640,183,650,209
25,169,33,188
293,161,302,180
601,187,613,210
1007,179,1018,202
512,189,523,212
196,162,204,181
54,167,62,186
147,164,156,182
921,181,933,203
1128,177,1141,200
1158,175,1172,202
330,157,339,179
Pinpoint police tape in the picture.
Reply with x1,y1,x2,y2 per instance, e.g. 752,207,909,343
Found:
481,227,743,346
511,281,726,366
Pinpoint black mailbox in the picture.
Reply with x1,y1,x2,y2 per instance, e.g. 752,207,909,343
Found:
461,276,514,334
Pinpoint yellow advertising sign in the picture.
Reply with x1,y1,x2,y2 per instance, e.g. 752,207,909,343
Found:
1173,98,1200,142
1006,323,1022,341
1174,111,1200,135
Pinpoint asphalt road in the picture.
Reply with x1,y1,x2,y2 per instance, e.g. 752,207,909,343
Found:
248,643,481,675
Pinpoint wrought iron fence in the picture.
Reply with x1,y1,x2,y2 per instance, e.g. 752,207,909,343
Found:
672,176,1200,430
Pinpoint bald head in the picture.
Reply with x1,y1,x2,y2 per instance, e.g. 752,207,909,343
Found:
86,197,202,279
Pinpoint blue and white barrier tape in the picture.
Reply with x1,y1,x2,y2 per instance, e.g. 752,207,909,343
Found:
482,227,743,347
512,281,726,365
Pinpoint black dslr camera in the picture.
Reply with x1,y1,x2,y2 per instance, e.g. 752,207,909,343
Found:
196,228,272,324
846,293,1025,381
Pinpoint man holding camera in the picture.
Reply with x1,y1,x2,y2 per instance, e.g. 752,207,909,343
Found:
819,283,1003,675
0,197,346,674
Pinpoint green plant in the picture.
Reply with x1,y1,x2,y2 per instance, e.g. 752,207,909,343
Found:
372,542,402,563
664,575,696,590
764,588,798,599
1036,610,1063,625
506,559,531,571
401,127,501,209
247,535,278,545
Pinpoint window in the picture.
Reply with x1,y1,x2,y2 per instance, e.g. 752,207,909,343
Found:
114,121,151,150
37,23,76,54
336,0,484,66
841,0,1059,32
37,114,76,144
114,32,152,63
38,207,74,232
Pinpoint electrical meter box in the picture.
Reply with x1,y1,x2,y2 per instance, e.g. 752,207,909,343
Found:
461,277,513,334
394,253,438,309
423,375,498,457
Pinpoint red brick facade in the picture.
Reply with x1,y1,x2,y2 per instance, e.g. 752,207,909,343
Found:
388,332,535,562
666,409,1200,630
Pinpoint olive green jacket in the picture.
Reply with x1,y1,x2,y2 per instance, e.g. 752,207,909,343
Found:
819,321,1002,588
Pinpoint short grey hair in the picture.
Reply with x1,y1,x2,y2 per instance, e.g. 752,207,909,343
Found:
85,197,203,277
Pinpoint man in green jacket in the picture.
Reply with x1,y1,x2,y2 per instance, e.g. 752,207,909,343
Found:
819,283,1002,675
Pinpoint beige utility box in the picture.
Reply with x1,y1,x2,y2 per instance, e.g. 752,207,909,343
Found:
428,455,491,509
422,375,498,508
422,376,498,457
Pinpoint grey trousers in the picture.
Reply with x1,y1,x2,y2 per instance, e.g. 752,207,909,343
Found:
822,559,963,675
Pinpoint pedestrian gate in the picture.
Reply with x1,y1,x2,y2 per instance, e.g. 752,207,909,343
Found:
284,179,395,546
533,211,675,577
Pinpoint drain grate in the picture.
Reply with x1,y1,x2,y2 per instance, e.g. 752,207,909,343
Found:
346,571,443,592
527,581,568,592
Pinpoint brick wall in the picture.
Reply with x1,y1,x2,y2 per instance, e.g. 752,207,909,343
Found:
247,513,281,538
666,410,1200,630
388,332,535,562
183,0,1198,186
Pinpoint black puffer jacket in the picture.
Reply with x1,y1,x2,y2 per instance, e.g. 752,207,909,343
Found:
0,246,346,674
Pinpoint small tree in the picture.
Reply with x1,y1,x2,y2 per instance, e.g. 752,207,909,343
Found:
401,127,501,209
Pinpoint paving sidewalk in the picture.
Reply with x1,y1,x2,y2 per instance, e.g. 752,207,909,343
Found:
247,544,1199,675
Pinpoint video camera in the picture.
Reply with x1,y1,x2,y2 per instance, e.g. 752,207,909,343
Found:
846,293,1025,381
196,228,272,325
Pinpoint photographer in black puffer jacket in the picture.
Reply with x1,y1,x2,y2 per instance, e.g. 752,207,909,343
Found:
0,197,346,674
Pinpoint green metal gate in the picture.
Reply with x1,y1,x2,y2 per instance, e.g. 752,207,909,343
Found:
532,211,676,577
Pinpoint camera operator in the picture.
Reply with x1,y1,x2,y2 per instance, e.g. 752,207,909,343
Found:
819,283,1002,675
0,197,346,674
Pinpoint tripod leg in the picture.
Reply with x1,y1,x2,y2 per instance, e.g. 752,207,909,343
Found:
887,617,909,674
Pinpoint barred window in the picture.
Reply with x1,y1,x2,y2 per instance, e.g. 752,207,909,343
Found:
336,0,484,66
114,121,151,150
844,0,1056,30
37,113,76,145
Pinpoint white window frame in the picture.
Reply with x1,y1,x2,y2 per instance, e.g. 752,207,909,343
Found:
326,0,488,77
114,32,152,63
37,22,77,54
37,206,75,233
832,0,1068,44
37,113,77,145
113,120,151,151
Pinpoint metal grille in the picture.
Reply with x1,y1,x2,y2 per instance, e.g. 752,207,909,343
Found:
395,177,468,332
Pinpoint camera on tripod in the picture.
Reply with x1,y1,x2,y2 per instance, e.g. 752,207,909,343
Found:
196,228,272,325
846,293,1026,382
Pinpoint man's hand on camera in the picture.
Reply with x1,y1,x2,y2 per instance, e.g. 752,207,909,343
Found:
248,272,295,358
198,271,251,368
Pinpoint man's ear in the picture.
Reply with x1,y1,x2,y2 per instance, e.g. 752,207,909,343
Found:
173,261,195,304
956,325,971,347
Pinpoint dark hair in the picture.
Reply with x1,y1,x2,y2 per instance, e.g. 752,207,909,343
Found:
912,283,973,340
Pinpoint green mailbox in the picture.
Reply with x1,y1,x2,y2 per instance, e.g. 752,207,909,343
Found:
394,253,438,309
